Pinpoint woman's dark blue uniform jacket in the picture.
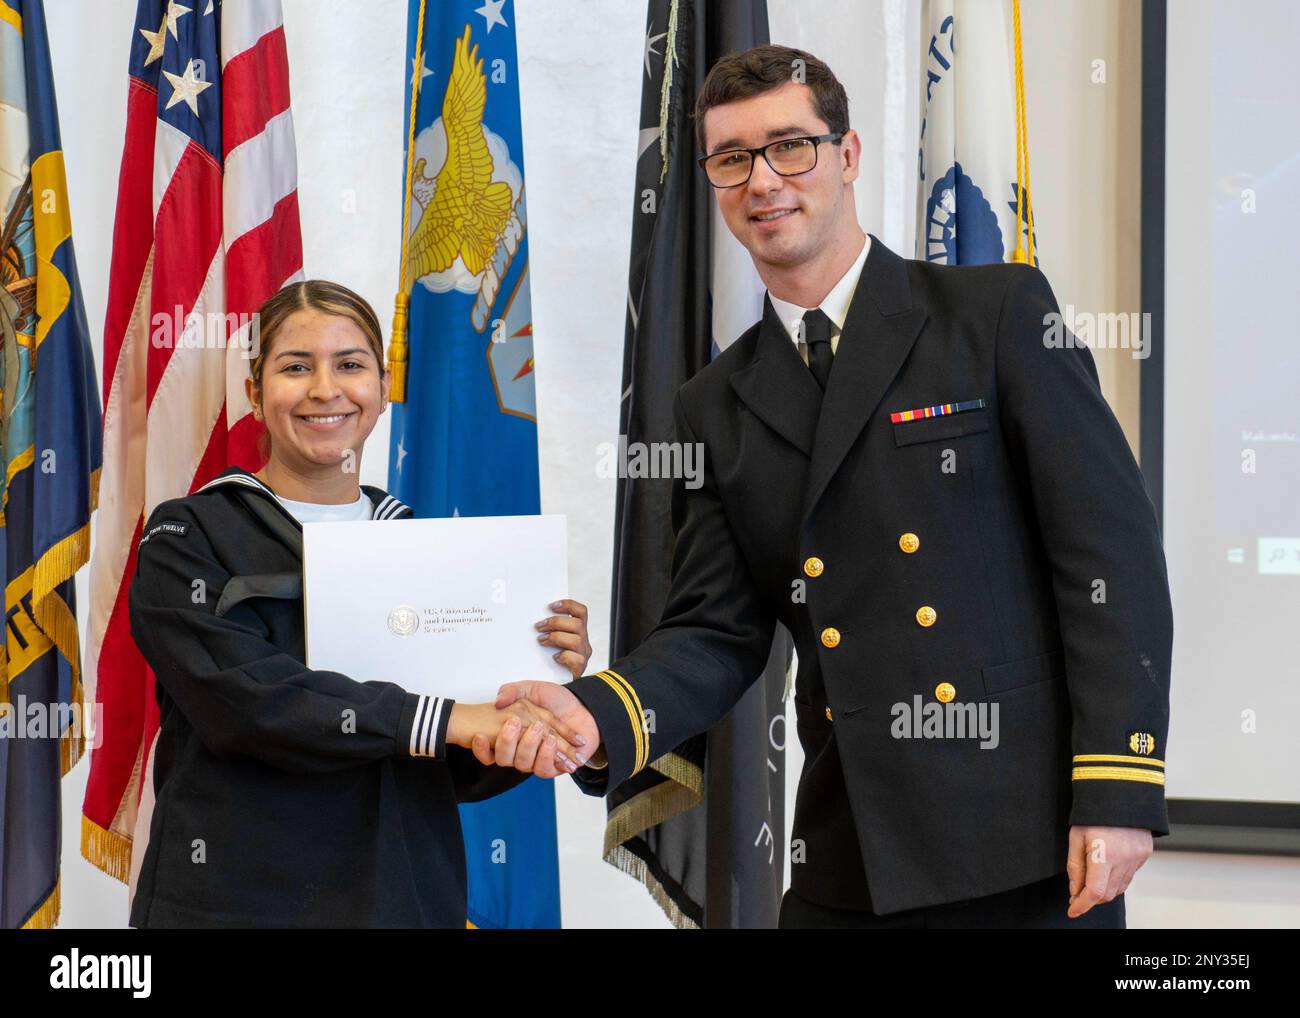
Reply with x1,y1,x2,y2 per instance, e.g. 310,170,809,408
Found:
127,467,524,928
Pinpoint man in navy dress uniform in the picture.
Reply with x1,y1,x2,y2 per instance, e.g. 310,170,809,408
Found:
497,45,1173,928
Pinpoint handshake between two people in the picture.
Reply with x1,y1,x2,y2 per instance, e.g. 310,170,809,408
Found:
444,598,603,779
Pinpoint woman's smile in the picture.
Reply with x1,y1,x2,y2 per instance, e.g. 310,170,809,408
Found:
295,409,358,431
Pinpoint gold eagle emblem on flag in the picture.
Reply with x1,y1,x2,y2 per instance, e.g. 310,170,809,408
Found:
407,24,513,281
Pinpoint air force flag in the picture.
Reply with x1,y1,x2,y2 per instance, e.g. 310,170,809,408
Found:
388,0,558,930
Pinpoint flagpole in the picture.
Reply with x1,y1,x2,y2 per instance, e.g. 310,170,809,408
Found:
389,0,428,402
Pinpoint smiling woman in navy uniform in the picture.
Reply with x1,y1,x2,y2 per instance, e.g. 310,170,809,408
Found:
498,47,1174,929
127,280,590,928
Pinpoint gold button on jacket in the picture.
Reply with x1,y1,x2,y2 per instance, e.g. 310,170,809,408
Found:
935,682,956,703
899,532,920,554
820,627,841,648
916,605,937,627
803,556,824,578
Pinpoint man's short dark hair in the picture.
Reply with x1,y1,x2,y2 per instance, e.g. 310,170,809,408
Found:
694,44,850,152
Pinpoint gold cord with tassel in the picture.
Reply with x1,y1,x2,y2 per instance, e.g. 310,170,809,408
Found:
389,0,428,402
1011,0,1036,265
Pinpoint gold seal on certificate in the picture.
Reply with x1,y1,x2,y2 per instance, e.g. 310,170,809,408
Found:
387,606,419,638
303,515,569,703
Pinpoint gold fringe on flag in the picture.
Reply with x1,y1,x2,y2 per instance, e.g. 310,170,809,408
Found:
597,751,705,928
602,752,703,854
81,815,134,885
21,879,60,929
389,0,429,403
604,846,699,930
59,671,86,776
1011,0,1036,265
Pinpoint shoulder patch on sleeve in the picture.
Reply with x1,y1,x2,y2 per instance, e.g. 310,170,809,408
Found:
140,520,190,545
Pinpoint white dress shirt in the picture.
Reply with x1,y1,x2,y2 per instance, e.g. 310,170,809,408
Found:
767,234,870,364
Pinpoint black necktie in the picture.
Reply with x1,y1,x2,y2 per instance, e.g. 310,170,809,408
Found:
801,308,835,391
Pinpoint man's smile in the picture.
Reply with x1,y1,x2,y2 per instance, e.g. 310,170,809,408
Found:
750,207,798,222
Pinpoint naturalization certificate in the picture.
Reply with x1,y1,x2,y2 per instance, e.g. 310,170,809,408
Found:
302,514,569,703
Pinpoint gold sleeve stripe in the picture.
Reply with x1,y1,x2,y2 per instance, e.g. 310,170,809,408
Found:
602,670,645,729
1073,754,1165,768
593,672,642,771
595,670,647,774
602,669,648,773
594,671,646,774
1072,766,1165,786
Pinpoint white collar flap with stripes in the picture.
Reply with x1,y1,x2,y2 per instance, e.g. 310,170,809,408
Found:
196,469,411,522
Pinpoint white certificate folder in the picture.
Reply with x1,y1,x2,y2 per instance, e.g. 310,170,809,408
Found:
303,514,569,704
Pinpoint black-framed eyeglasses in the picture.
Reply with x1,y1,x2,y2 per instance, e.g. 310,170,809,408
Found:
697,133,844,188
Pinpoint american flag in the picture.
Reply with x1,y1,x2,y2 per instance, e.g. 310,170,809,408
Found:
81,0,303,892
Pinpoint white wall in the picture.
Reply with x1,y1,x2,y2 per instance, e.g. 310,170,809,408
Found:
48,0,1296,929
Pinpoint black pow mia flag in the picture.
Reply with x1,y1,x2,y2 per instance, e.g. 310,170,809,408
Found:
606,0,792,929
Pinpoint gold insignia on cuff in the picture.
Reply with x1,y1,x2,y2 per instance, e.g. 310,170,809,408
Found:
1129,732,1157,755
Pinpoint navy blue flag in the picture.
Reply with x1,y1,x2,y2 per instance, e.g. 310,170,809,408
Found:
0,0,102,929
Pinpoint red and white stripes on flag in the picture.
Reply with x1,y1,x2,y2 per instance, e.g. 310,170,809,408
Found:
81,0,303,893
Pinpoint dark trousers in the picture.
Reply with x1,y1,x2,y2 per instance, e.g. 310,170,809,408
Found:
779,872,1125,929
